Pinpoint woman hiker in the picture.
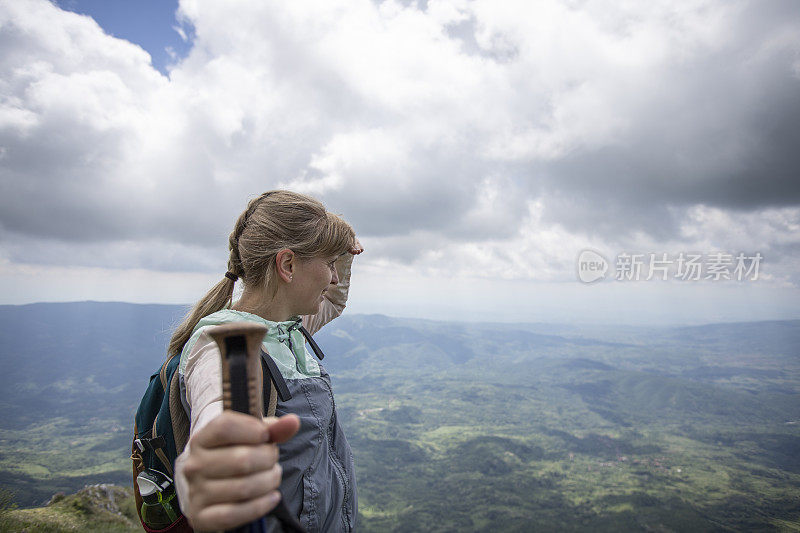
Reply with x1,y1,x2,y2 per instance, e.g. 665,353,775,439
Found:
169,190,363,531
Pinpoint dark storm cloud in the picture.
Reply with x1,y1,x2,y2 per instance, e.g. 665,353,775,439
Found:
527,0,800,239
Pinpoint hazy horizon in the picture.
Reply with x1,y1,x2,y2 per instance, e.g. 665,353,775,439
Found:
3,298,799,329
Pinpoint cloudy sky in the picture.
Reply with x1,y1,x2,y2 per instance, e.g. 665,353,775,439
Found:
1,0,799,325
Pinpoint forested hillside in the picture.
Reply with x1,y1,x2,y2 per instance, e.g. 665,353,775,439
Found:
0,303,798,531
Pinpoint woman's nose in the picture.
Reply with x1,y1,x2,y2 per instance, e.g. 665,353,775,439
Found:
330,268,339,285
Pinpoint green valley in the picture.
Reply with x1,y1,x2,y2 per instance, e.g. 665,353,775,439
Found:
0,303,798,531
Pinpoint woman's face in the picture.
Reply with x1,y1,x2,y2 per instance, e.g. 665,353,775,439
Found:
290,254,339,315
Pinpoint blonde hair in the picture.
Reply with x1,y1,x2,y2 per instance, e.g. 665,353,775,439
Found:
168,190,355,358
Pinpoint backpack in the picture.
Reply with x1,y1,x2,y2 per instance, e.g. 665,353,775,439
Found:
131,324,323,532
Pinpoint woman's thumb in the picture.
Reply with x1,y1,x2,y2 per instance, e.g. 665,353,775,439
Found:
264,413,300,443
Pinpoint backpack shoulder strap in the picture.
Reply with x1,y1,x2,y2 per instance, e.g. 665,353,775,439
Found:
261,349,291,417
168,366,190,456
257,327,323,417
299,325,326,360
264,371,278,418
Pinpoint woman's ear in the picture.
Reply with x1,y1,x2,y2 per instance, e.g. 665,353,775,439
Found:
275,248,295,283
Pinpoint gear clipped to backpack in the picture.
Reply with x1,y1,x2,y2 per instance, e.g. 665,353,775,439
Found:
131,353,193,533
136,468,180,528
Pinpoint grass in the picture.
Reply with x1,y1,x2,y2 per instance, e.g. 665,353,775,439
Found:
0,485,140,533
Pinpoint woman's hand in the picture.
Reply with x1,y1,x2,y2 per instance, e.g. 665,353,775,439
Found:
349,238,364,256
180,411,300,531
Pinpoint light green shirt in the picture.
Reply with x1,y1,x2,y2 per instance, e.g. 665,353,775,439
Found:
179,309,321,380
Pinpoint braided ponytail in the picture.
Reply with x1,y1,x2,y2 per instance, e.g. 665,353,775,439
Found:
167,190,354,358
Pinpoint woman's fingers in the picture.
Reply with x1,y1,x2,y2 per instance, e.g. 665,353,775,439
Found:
182,412,300,530
191,490,282,531
188,442,279,479
350,238,364,255
193,463,283,508
184,413,299,482
191,411,269,449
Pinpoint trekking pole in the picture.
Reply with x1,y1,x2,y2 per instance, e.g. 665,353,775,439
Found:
208,322,306,533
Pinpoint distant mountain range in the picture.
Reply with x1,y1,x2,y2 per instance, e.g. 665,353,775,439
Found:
0,302,798,531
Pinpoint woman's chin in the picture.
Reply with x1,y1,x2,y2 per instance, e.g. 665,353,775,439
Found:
301,300,323,316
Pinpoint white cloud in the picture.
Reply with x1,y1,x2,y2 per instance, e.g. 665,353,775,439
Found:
0,0,799,321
